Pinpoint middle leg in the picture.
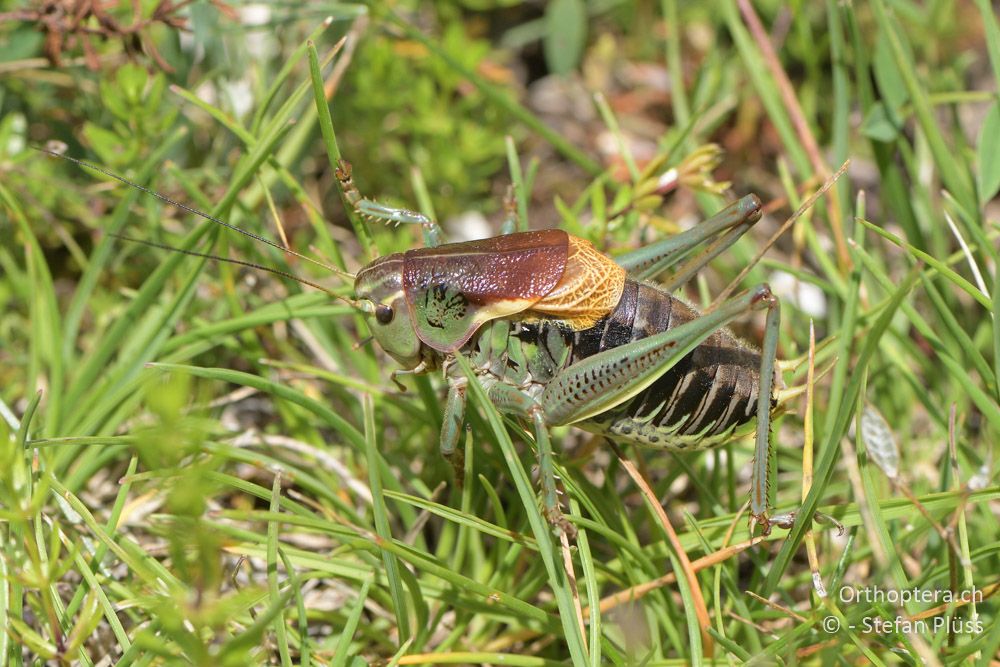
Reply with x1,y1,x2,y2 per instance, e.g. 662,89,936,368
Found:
484,380,574,537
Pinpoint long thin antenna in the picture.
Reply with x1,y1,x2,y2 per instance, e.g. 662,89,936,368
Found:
109,232,364,310
709,159,850,309
34,145,356,283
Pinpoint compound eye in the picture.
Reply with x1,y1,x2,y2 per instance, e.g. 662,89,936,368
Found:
375,304,394,325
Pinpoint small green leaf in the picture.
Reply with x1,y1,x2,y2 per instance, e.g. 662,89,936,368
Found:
0,26,43,62
146,72,171,130
977,100,1000,204
544,0,587,76
99,76,130,123
64,591,104,655
117,62,149,106
8,617,57,658
873,31,908,112
861,102,901,142
81,122,127,166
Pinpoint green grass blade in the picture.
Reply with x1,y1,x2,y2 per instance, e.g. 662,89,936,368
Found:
383,490,536,546
307,39,376,260
869,0,978,212
251,16,342,135
974,0,1000,103
363,394,412,642
57,129,188,379
860,219,991,309
764,262,921,595
147,363,365,450
721,0,811,177
331,578,371,665
2,184,64,433
268,474,292,667
454,354,590,666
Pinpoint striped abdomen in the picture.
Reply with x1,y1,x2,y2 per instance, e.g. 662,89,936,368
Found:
521,280,768,450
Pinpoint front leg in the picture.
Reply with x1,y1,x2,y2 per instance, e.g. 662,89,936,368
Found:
389,359,433,391
499,185,521,235
335,159,446,247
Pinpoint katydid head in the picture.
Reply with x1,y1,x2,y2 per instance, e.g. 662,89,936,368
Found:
353,253,423,369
